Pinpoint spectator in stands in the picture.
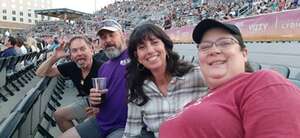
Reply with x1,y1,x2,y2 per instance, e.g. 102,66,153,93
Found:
15,37,27,71
123,23,207,137
91,38,99,53
279,0,287,11
15,37,27,55
0,36,17,57
4,31,10,37
59,19,128,138
36,36,105,132
43,36,53,50
271,0,279,11
26,36,40,53
93,38,109,63
36,38,45,51
47,37,60,51
163,16,172,30
159,19,300,137
0,43,4,51
0,36,17,73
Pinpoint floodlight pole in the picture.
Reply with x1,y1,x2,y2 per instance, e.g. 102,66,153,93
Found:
94,0,97,13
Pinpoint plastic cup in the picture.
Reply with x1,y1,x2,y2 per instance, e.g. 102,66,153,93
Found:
90,77,107,107
92,77,106,91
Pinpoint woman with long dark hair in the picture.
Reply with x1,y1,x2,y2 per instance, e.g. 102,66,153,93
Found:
124,23,207,137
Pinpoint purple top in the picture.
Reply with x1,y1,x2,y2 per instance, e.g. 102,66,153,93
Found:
96,50,129,137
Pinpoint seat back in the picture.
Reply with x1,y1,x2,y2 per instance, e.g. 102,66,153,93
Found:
289,79,300,88
269,64,290,78
249,62,262,71
0,58,7,86
261,64,290,78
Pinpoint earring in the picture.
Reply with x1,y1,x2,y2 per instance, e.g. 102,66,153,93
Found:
137,63,144,71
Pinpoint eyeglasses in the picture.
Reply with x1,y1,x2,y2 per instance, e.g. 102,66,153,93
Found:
196,38,239,53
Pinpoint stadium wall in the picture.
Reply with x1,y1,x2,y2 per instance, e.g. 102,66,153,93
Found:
167,9,300,43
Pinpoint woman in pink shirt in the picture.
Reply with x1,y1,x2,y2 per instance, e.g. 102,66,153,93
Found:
159,19,300,138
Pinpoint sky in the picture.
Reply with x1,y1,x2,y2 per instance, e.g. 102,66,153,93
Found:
52,0,118,14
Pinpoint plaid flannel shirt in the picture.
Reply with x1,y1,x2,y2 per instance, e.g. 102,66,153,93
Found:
123,66,208,137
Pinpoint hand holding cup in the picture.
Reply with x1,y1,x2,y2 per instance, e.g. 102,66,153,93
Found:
89,77,107,107
89,88,107,106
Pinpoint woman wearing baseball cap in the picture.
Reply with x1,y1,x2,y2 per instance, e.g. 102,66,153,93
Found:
159,19,300,138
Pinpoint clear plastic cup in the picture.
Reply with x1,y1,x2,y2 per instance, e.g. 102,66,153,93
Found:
90,77,107,107
92,77,107,91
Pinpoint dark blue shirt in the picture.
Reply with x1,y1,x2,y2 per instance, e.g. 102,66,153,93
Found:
0,47,17,57
0,47,17,71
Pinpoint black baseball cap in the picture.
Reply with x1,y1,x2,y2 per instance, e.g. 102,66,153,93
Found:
192,19,242,44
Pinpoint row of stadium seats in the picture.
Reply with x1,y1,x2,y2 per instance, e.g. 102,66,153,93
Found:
0,75,67,138
0,48,72,137
0,50,47,102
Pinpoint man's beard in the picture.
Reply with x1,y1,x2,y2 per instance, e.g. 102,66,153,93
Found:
104,47,122,59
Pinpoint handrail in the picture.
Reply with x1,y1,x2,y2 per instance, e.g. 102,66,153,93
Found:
0,77,52,137
0,112,24,138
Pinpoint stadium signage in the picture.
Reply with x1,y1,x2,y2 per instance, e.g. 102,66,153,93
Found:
167,9,300,42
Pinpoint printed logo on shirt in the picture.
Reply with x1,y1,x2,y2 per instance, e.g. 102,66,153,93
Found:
120,58,130,66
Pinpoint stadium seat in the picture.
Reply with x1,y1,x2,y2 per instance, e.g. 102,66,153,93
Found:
181,55,185,60
0,58,4,71
269,64,290,78
289,79,300,88
0,51,45,103
249,62,262,71
191,56,195,63
0,57,15,96
295,72,300,80
0,58,8,101
6,56,23,91
261,64,290,78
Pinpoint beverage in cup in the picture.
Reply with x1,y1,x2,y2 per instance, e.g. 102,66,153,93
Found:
90,77,107,107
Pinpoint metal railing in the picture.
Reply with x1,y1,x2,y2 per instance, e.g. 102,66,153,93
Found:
0,76,65,138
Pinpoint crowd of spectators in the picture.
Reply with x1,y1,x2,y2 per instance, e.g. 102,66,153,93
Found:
30,18,97,37
21,0,300,36
98,0,300,29
250,0,300,15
